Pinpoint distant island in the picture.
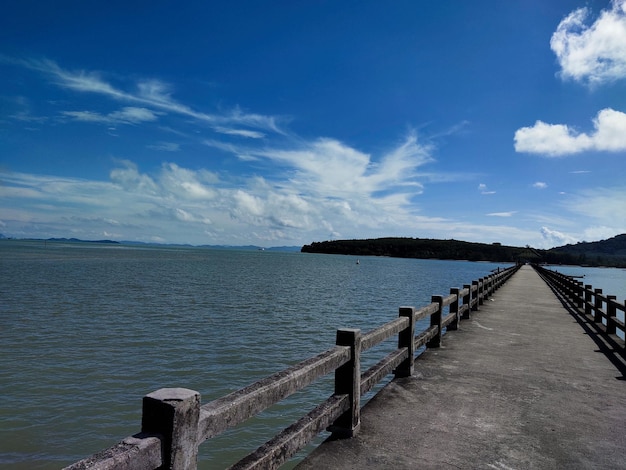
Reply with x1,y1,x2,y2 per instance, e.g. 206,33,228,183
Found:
0,235,300,252
301,234,626,268
46,237,121,244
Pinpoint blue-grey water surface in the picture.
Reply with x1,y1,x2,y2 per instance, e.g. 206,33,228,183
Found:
1,240,624,469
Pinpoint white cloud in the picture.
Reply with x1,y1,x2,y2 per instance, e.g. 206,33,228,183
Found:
158,163,218,200
63,106,159,125
514,108,626,156
62,110,110,123
255,131,432,201
551,0,626,85
541,226,578,246
533,182,548,189
109,107,159,123
147,142,180,152
214,127,266,139
15,58,283,133
487,212,516,217
478,183,496,195
2,134,542,247
109,160,160,195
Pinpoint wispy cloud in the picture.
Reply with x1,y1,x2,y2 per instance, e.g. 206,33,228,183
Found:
62,106,159,125
487,211,516,217
551,0,626,86
147,142,180,152
214,127,265,139
203,139,257,161
7,96,49,123
478,183,496,195
533,182,548,189
562,187,626,226
514,108,626,156
11,57,283,133
253,131,432,200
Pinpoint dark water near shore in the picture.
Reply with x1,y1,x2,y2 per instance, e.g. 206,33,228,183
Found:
1,240,624,469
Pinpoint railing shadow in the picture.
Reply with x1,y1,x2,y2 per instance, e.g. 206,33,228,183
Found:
538,270,626,381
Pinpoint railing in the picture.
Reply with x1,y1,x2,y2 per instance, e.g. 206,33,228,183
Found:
65,264,520,470
534,264,626,347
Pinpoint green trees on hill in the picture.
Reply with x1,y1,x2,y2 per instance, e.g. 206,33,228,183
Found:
301,236,626,267
302,238,529,262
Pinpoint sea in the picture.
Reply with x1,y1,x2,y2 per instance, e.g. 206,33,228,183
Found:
1,240,625,469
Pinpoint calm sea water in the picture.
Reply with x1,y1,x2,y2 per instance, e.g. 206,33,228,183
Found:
1,240,624,469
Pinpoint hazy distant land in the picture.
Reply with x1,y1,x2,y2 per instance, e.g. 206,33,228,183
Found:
2,233,625,266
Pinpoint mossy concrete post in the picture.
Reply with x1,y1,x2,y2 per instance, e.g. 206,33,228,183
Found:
462,284,472,319
606,295,617,335
329,328,361,438
448,288,460,331
594,289,603,323
141,388,200,470
427,295,443,348
395,307,416,378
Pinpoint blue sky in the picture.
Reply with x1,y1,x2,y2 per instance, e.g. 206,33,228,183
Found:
1,0,625,248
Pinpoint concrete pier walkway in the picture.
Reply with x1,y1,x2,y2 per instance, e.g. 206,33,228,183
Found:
296,266,626,469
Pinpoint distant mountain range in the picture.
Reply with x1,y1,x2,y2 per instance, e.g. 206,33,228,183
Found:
2,234,625,265
0,235,300,252
301,234,626,268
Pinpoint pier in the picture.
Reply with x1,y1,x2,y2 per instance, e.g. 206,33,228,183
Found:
65,265,625,470
297,265,626,469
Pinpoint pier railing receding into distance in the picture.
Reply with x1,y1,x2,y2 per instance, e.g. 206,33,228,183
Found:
534,265,626,346
65,265,521,470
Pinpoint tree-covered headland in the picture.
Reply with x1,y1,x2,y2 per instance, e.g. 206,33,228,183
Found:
301,235,626,268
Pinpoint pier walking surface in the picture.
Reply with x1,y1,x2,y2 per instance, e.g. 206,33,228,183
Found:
296,266,626,469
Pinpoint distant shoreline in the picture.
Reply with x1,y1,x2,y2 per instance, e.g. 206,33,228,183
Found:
0,237,301,252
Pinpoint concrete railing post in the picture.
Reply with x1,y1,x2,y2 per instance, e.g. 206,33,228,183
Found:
584,285,592,317
395,307,416,378
575,281,584,308
594,289,603,323
606,295,617,335
448,288,460,331
478,278,485,306
329,328,361,438
427,295,443,348
462,284,472,319
141,388,200,470
471,280,479,311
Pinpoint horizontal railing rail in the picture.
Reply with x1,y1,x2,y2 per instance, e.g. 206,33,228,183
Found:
533,264,626,349
65,264,520,470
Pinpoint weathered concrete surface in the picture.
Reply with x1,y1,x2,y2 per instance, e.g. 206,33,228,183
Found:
296,266,626,469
